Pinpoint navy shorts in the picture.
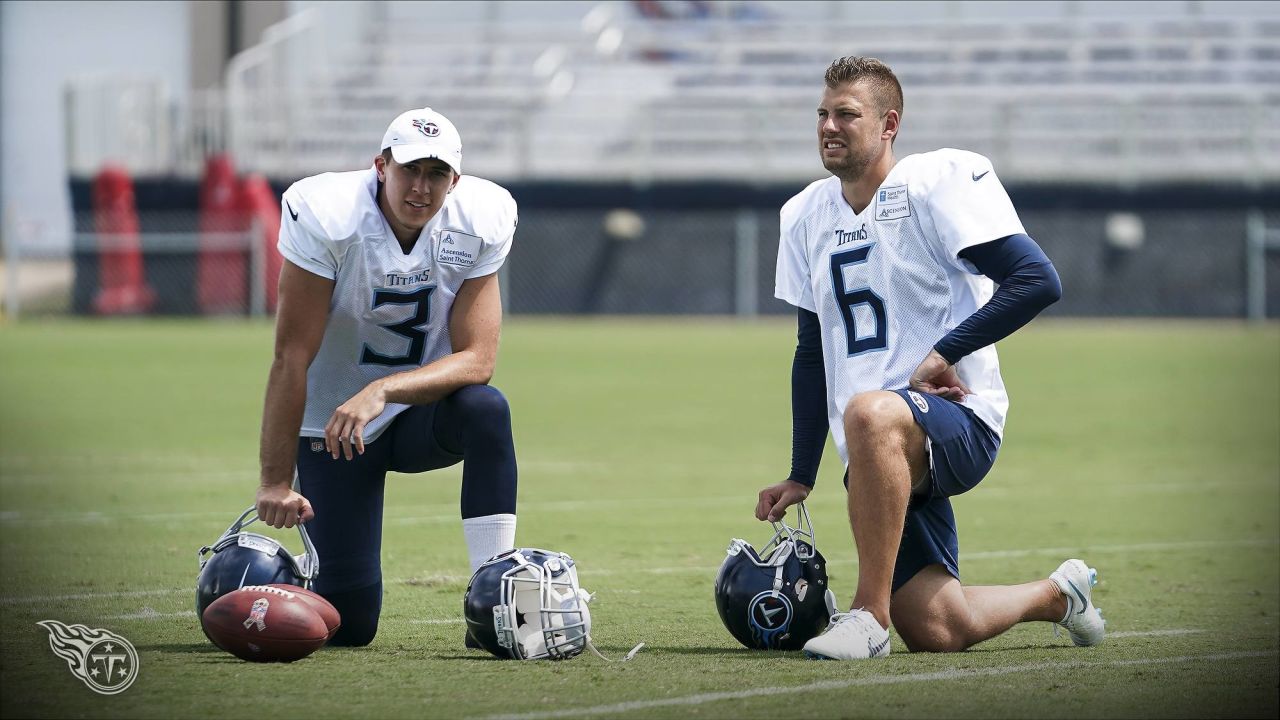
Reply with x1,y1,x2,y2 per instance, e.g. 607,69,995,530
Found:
295,402,464,593
844,390,1001,593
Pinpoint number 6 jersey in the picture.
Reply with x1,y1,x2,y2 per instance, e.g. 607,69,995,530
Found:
278,167,517,442
774,148,1024,467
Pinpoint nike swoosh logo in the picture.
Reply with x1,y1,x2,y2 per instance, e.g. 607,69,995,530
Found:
1066,579,1088,615
972,170,990,182
286,200,299,221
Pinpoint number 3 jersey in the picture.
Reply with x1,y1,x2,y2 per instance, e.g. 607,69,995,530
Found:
774,148,1025,466
277,167,517,442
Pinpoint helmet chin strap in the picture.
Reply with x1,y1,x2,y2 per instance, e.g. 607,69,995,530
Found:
584,636,646,662
573,590,645,662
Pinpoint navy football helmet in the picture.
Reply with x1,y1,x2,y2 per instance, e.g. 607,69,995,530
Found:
196,505,318,619
714,503,837,650
463,548,593,660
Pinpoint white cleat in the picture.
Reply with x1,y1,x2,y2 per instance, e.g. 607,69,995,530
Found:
1050,559,1106,646
803,609,891,660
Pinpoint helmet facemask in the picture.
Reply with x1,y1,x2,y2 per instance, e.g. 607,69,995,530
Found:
490,551,592,660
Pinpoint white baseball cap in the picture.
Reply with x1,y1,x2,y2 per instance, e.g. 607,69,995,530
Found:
381,107,463,174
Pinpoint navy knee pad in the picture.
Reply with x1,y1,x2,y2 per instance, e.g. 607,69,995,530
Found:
438,385,512,448
320,580,382,647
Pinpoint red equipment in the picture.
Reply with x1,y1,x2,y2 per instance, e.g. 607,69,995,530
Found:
91,166,155,315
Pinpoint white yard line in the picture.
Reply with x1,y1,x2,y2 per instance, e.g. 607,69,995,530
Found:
104,608,197,620
3,537,1276,606
480,651,1277,720
1108,629,1204,638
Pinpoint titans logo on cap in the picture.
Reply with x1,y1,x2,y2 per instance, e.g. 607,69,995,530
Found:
412,119,440,137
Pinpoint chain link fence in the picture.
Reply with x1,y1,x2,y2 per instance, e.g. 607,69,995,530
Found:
506,206,1280,319
3,206,1278,319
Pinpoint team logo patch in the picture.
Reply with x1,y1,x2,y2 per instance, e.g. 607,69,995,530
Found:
243,598,270,631
907,391,930,413
310,439,324,452
412,119,440,137
37,620,140,695
876,184,910,221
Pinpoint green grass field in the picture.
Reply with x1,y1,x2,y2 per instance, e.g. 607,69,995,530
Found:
1,318,1277,719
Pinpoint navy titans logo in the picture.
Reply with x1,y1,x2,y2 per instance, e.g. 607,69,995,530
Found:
747,591,794,649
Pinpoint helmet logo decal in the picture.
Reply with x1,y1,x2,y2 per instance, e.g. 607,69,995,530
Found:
747,591,793,648
795,579,809,602
242,598,269,631
412,119,440,137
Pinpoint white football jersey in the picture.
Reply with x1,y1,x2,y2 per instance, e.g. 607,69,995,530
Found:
278,167,517,442
775,149,1025,466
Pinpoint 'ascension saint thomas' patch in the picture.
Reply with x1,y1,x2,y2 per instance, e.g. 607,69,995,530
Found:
436,229,482,267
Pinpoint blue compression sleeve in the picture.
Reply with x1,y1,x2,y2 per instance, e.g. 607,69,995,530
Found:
933,234,1062,365
789,308,827,487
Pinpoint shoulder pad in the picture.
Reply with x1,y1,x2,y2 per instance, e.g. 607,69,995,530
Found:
443,176,518,241
281,169,378,241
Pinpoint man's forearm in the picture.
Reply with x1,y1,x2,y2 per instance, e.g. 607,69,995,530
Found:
378,349,495,406
259,361,309,488
934,234,1062,364
790,308,827,487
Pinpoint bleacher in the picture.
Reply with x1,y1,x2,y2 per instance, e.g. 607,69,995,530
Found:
66,1,1280,184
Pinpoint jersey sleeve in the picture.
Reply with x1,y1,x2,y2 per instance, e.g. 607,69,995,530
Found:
465,189,518,280
276,187,339,280
774,196,817,312
923,154,1026,274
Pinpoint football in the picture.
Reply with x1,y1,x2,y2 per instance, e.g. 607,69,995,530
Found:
202,585,328,662
262,584,341,640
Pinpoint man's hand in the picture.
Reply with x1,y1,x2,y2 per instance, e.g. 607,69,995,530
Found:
909,349,971,402
755,480,812,523
256,483,315,529
324,380,388,460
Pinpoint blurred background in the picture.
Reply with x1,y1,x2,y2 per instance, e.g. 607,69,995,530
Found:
2,0,1279,320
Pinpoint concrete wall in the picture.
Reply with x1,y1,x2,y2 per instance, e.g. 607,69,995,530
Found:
1,1,190,253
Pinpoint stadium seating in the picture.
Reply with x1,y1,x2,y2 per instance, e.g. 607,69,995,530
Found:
182,2,1279,184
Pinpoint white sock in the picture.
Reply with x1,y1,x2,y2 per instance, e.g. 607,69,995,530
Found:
462,513,517,573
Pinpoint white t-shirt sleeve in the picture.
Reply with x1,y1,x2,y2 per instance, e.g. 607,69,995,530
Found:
276,190,339,280
466,197,517,279
774,198,817,313
925,155,1026,274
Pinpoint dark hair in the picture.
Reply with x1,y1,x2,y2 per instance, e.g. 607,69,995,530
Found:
824,56,903,119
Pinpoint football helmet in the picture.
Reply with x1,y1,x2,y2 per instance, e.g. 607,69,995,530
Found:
195,505,318,619
463,548,593,660
714,503,837,650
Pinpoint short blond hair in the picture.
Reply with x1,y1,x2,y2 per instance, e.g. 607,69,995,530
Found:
824,56,903,119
